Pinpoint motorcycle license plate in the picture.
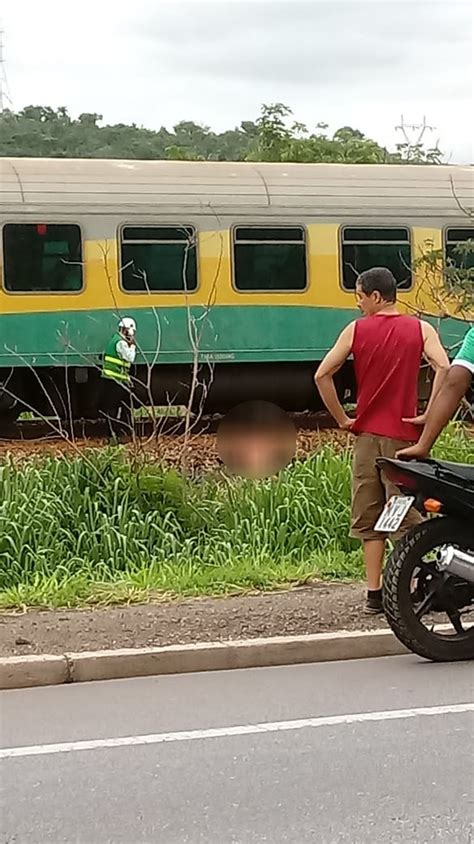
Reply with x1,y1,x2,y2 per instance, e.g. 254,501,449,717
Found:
374,495,415,533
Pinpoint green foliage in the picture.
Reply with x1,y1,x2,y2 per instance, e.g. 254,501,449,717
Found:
0,105,257,161
247,103,391,164
0,426,470,609
413,238,474,320
444,240,474,314
393,139,443,164
431,421,474,462
0,102,441,164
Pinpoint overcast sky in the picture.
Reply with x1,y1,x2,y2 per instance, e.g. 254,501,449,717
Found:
1,0,473,162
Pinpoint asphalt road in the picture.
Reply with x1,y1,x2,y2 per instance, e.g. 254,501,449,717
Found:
1,655,473,843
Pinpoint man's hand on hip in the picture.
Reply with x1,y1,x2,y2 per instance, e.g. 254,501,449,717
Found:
339,414,354,431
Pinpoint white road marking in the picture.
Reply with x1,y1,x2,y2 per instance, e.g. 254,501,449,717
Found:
1,702,472,760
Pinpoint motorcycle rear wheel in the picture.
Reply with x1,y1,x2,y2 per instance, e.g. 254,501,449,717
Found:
383,517,474,662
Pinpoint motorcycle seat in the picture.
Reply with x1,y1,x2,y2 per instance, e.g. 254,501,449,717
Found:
433,459,474,483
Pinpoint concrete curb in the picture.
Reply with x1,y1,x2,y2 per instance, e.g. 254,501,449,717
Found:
0,654,69,689
0,628,408,690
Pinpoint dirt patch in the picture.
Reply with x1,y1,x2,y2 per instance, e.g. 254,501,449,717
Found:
0,582,388,657
1,424,470,472
0,428,353,472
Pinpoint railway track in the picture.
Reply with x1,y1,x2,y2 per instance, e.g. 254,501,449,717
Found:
0,411,339,442
1,408,471,445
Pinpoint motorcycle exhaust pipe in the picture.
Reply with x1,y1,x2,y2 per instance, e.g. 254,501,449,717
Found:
437,546,474,584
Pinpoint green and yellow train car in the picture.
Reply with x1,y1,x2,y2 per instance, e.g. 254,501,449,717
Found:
0,157,472,420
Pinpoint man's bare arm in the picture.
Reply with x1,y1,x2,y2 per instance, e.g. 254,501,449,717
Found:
397,365,471,459
315,323,355,428
403,322,450,424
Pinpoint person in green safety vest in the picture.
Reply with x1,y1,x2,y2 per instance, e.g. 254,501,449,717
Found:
100,317,137,441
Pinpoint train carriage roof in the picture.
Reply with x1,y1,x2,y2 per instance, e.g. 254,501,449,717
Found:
0,158,473,219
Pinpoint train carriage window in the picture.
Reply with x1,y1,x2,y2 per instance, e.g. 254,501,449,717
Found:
121,226,197,292
2,224,82,292
233,226,307,291
445,228,474,270
341,227,412,291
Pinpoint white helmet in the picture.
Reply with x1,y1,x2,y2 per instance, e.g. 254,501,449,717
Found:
119,317,136,334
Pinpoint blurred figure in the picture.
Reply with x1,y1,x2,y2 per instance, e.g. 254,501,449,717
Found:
217,401,296,479
100,317,137,442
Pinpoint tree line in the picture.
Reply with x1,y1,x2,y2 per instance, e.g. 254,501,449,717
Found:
0,102,442,164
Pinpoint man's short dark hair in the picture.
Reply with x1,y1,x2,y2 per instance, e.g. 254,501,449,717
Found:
357,267,397,302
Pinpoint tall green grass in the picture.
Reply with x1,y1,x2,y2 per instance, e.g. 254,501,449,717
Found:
0,423,471,609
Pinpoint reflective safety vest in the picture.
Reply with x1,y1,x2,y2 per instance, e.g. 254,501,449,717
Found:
101,333,131,385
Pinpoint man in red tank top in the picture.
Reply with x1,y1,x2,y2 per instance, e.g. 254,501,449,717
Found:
315,268,449,613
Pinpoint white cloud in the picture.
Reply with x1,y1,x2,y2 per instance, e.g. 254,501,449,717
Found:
1,0,472,162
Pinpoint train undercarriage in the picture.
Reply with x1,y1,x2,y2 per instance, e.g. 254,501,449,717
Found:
1,361,468,435
0,361,355,427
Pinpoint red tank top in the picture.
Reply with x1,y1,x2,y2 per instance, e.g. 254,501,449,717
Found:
351,314,423,442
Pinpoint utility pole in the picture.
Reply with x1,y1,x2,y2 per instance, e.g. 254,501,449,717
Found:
395,115,436,147
0,23,13,112
395,115,441,163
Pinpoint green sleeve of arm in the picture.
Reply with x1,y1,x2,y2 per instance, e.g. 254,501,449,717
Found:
453,327,474,368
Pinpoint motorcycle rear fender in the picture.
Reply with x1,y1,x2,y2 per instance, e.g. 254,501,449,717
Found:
376,457,474,520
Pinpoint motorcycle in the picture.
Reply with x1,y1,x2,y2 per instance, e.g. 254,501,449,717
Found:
374,456,474,662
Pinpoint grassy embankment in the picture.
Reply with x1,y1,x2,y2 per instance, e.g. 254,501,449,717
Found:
0,424,471,609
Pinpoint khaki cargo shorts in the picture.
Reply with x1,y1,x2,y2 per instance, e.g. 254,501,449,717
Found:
350,433,423,541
